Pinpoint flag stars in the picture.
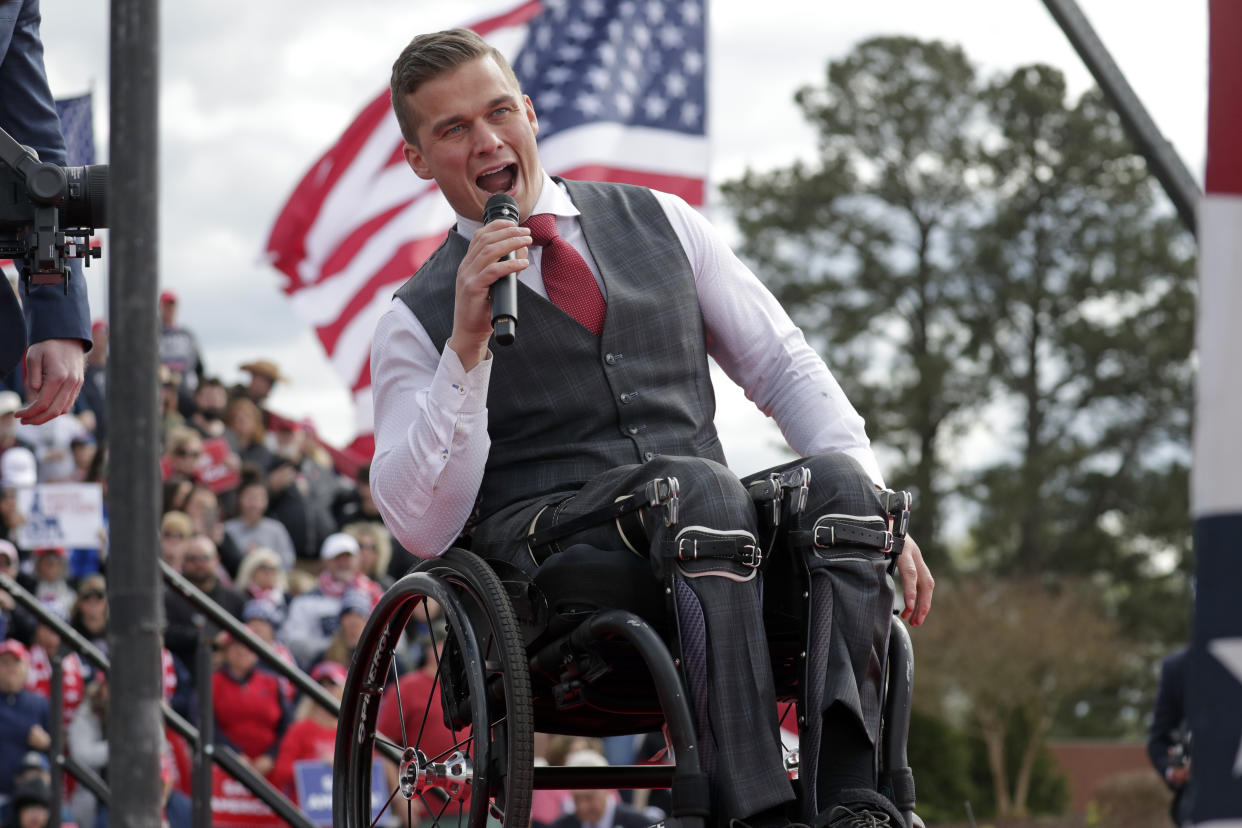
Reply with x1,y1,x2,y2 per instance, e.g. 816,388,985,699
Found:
588,66,613,91
666,72,687,98
644,96,670,120
566,20,594,41
680,0,702,25
537,89,565,111
681,101,701,127
578,93,605,117
511,0,704,135
659,27,684,49
546,65,574,86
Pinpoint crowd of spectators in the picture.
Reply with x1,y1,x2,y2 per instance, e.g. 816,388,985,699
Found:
0,298,669,828
0,298,436,827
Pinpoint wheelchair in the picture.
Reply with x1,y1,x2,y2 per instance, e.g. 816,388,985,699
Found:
333,474,919,828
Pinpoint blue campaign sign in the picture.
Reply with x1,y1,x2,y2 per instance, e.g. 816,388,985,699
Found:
293,760,387,827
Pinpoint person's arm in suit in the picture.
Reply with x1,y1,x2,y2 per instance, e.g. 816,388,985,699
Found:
0,0,90,423
1148,650,1188,788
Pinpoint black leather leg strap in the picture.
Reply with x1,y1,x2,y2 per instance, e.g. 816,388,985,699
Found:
526,476,680,558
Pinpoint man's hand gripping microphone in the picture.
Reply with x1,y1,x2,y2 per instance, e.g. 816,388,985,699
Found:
484,193,520,346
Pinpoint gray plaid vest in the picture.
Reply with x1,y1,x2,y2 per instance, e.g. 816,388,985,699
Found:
397,178,724,519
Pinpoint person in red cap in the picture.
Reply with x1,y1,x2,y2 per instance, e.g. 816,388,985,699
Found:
0,638,51,808
157,288,204,417
270,660,347,799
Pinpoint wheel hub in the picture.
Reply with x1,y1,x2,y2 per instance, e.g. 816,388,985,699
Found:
399,747,474,802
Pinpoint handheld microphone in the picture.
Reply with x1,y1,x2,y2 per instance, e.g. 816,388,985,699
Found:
484,193,520,346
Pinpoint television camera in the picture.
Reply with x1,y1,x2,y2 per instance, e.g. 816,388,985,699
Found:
0,123,107,292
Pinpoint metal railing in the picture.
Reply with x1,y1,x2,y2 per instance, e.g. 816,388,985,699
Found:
1,566,344,828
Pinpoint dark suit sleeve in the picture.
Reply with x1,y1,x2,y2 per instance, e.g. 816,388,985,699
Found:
1,0,92,351
1147,651,1186,788
0,0,66,165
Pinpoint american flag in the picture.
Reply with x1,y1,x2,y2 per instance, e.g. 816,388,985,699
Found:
263,0,708,465
54,93,97,166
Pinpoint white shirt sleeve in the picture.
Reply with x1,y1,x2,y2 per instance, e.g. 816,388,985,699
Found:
369,299,493,558
650,189,886,487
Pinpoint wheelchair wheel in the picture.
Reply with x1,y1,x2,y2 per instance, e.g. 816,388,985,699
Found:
335,548,534,828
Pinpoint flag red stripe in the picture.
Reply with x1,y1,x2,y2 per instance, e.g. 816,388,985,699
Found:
557,166,705,206
1207,0,1242,195
306,198,415,291
313,232,449,355
349,355,373,395
468,0,543,35
265,90,393,285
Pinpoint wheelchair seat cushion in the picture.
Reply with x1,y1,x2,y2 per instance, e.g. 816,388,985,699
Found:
532,544,668,630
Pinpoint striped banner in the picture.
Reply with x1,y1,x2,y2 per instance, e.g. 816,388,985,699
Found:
1192,1,1242,824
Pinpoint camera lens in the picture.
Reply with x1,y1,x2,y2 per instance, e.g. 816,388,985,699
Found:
60,164,108,229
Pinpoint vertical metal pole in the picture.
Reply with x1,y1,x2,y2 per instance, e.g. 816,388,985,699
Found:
107,0,163,826
1040,0,1201,235
193,619,214,828
50,656,64,828
1192,3,1242,824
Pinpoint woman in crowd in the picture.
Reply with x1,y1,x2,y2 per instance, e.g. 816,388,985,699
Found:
234,547,288,621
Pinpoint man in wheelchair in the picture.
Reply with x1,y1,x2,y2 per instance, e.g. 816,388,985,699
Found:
369,27,935,828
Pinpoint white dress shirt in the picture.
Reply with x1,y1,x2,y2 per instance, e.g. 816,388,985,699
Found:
371,173,884,558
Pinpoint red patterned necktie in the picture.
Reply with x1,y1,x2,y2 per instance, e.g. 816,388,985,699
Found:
521,213,606,336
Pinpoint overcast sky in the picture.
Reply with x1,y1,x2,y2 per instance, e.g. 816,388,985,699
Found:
34,0,1208,476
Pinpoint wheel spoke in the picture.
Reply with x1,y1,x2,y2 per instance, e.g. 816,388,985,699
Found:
391,633,408,748
370,783,401,828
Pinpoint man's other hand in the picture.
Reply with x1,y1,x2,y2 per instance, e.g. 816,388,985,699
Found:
896,533,933,626
18,338,86,425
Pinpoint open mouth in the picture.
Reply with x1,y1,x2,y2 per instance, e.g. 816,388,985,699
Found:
476,164,517,195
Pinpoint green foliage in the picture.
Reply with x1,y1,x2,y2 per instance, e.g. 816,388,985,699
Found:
906,709,979,823
719,36,995,561
718,39,1196,754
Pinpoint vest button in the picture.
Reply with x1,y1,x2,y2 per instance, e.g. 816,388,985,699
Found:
627,425,639,435
643,451,655,462
619,393,631,404
604,353,616,365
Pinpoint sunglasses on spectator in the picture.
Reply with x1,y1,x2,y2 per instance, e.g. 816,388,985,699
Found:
173,447,201,458
162,530,188,540
80,590,106,601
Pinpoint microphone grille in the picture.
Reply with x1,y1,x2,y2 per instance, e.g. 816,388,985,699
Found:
483,193,520,224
